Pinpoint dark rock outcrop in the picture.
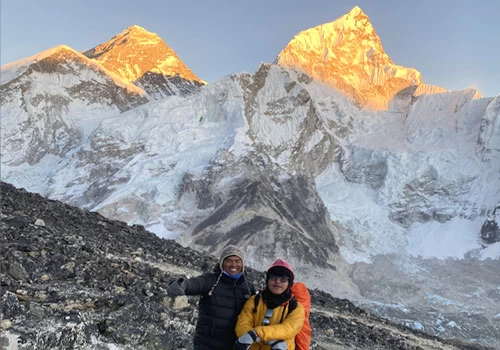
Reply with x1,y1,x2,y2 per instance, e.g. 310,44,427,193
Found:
481,205,500,244
134,72,204,100
0,182,493,349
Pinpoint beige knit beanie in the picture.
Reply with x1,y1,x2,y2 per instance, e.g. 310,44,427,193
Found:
219,245,245,271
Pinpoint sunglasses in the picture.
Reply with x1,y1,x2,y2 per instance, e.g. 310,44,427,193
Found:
269,275,290,283
262,308,273,325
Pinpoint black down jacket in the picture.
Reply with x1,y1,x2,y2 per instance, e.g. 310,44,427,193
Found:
183,265,255,350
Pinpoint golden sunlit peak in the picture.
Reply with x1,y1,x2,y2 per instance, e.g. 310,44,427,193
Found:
338,5,372,32
84,24,203,84
276,5,421,110
128,24,146,31
348,5,364,16
36,45,81,61
124,25,153,35
115,25,158,39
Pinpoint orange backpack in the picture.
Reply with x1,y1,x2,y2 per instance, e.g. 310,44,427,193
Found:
290,282,312,350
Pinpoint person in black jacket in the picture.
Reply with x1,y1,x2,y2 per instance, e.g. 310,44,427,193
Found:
168,245,255,350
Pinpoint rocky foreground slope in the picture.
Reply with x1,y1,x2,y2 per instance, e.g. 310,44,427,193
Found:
0,182,493,350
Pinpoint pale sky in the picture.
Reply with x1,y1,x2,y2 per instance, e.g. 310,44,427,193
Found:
1,0,499,97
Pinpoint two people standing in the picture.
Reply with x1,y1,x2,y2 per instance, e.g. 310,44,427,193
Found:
168,245,255,350
168,245,305,350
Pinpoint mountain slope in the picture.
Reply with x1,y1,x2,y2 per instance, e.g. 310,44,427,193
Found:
0,182,493,350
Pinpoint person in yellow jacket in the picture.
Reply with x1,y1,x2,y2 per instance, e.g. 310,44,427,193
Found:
234,259,305,350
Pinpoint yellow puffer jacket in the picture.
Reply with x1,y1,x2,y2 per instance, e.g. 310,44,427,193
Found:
235,294,305,350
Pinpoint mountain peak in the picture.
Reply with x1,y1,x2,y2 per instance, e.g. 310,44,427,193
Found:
0,45,82,85
83,25,203,84
117,25,163,41
32,44,80,62
276,6,421,110
340,5,371,31
347,5,364,16
125,24,150,34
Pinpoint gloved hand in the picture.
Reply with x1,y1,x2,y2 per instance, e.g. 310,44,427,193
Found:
233,341,251,350
234,329,259,350
167,278,186,296
268,340,287,350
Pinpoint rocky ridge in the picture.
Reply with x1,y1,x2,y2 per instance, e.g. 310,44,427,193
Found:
0,182,493,350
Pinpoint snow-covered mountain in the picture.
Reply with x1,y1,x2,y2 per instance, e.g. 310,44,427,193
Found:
1,6,499,347
0,45,148,169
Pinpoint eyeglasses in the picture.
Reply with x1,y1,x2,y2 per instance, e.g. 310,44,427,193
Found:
269,275,290,283
262,308,273,325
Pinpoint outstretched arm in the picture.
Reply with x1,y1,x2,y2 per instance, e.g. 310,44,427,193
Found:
167,274,215,296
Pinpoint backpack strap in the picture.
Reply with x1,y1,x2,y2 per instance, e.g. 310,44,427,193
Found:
252,293,261,313
288,295,297,313
278,295,298,322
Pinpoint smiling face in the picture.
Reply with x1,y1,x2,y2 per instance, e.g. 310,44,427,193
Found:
222,255,243,275
267,275,290,295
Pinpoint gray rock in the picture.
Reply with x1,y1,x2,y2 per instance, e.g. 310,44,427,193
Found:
8,262,28,281
0,182,492,350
